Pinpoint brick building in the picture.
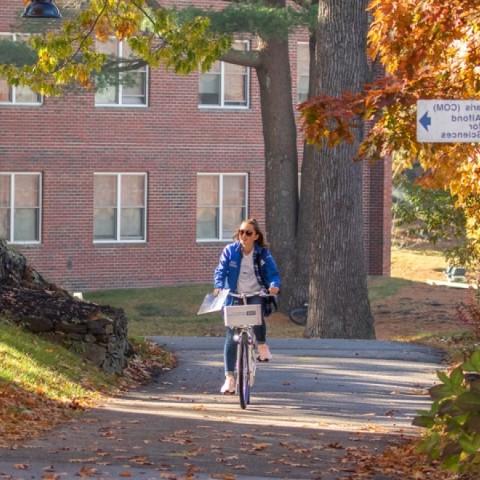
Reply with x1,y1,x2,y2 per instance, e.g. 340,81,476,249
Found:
0,1,391,291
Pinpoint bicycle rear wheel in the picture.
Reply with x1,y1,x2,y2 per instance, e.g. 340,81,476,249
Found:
289,306,308,326
238,332,250,409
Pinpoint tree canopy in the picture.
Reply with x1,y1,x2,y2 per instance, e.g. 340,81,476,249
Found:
300,0,480,270
0,0,231,94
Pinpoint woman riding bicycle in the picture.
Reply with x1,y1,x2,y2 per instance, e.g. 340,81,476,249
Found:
213,218,281,394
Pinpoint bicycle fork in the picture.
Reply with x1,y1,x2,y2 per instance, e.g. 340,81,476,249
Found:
234,329,256,388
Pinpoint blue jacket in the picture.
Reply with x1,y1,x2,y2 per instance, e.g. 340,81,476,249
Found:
214,241,281,305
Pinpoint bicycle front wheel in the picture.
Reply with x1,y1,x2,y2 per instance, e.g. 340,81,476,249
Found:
238,332,250,409
289,306,308,326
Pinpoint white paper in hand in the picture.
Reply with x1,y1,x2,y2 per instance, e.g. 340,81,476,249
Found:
197,289,230,315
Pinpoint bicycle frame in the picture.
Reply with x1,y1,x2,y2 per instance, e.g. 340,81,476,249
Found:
234,325,256,408
225,291,269,409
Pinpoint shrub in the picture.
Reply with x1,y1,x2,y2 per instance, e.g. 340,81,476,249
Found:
414,350,480,476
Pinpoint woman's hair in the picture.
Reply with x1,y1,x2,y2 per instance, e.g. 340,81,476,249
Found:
233,218,268,247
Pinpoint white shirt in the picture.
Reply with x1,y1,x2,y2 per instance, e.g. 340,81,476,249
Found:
237,250,262,294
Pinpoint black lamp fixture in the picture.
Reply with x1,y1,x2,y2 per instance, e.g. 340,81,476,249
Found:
23,0,62,19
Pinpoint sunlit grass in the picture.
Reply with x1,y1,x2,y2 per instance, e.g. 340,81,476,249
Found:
84,276,420,338
368,276,413,302
391,246,447,282
0,320,114,403
86,284,223,337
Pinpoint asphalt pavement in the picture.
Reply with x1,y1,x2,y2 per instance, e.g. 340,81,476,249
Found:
0,338,443,480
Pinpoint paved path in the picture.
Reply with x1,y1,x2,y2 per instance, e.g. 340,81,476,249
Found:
0,338,443,480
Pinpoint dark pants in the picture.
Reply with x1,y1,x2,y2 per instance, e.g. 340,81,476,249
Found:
224,295,266,374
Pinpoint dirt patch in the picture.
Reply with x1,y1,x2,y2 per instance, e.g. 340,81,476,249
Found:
269,282,471,342
382,246,475,344
373,282,470,341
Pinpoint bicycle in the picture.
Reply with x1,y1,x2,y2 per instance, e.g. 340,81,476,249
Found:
288,302,308,326
224,290,274,409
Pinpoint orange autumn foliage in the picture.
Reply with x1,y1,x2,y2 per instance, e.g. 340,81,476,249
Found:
300,0,480,263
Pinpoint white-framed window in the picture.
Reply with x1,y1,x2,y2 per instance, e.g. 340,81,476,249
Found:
93,173,147,242
0,173,41,244
297,42,310,103
95,39,148,107
0,34,42,105
199,40,250,108
196,173,248,241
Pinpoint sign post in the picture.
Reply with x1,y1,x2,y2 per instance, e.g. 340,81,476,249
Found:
417,100,480,143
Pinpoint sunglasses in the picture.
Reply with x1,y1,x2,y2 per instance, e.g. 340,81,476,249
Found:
239,229,255,237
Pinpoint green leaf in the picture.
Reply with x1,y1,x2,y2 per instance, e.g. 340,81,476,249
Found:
412,413,434,428
446,415,467,434
466,414,480,433
429,383,454,400
437,370,450,384
442,441,463,459
469,380,480,394
418,432,441,459
456,392,480,412
441,453,461,472
451,367,465,389
459,433,480,455
464,350,480,373
439,398,457,416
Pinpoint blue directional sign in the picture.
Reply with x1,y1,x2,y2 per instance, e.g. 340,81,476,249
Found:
417,100,480,143
419,111,431,131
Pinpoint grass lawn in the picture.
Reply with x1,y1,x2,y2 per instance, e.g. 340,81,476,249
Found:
0,322,114,399
86,285,224,337
84,246,474,352
0,318,175,445
84,256,433,339
391,246,448,281
0,320,117,445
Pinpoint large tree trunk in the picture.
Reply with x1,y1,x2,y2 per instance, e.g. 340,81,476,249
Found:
256,34,299,290
287,31,318,312
305,0,375,338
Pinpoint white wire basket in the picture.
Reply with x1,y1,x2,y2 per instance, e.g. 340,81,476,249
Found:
224,304,262,327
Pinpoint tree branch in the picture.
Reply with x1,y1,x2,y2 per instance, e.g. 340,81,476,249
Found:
54,0,109,73
102,57,147,73
220,48,261,68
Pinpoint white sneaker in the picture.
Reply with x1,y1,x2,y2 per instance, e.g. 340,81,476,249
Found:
220,375,235,394
257,343,272,362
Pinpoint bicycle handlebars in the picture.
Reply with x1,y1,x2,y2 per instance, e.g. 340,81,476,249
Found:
228,290,276,299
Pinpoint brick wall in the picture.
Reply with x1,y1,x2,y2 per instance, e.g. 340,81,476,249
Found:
0,1,391,290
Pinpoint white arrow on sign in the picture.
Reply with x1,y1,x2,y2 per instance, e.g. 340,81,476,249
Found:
417,100,480,143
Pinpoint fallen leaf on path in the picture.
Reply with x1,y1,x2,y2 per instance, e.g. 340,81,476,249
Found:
78,466,98,477
252,443,271,451
341,441,459,479
13,464,28,470
159,473,177,480
41,474,60,480
69,457,99,463
326,442,344,449
129,456,153,465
